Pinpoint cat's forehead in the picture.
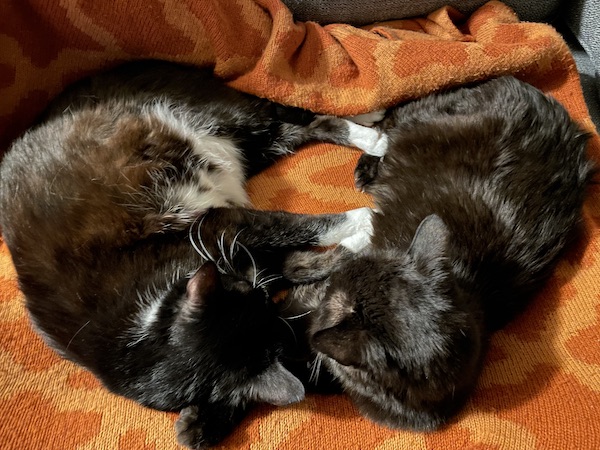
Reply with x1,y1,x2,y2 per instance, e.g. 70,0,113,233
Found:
333,257,398,293
326,289,354,313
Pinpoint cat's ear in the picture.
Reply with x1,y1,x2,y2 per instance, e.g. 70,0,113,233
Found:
408,214,450,273
247,361,305,406
311,321,366,367
185,262,221,309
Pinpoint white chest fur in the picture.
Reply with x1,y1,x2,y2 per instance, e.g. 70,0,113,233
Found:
149,102,250,215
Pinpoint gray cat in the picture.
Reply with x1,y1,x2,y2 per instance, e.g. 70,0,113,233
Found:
0,60,384,449
283,76,592,431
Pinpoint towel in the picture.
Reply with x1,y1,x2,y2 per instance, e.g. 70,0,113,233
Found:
1,1,599,449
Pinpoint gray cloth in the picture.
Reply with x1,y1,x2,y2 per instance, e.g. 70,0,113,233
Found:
565,0,600,71
564,28,600,130
281,0,561,24
565,0,600,99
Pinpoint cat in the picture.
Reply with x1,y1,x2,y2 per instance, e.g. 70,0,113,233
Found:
0,60,385,449
281,76,593,431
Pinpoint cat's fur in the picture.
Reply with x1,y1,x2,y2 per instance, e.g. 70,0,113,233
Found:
0,60,382,448
283,76,593,431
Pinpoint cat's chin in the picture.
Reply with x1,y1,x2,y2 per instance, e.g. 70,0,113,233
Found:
352,393,447,432
324,358,449,432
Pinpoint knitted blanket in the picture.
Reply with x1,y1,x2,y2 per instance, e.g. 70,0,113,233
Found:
1,1,599,449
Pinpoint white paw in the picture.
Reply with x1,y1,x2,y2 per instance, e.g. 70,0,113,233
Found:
346,121,388,157
370,133,388,157
344,207,374,235
340,229,372,253
319,207,373,246
339,207,374,253
345,109,386,127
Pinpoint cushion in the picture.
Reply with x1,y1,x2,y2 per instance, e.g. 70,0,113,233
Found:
281,0,561,24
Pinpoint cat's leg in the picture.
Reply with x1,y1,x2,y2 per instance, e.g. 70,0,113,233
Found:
281,213,374,283
283,247,347,284
342,112,388,190
175,402,245,449
298,114,389,194
299,115,389,157
196,206,373,253
354,154,381,191
268,106,389,158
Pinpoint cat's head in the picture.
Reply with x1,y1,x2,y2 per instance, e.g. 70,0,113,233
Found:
125,261,304,412
309,215,482,430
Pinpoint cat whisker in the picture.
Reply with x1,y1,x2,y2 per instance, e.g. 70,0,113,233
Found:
189,216,210,261
282,310,312,320
215,257,228,275
66,320,91,351
254,268,268,281
278,295,295,313
277,316,297,344
195,214,216,262
235,242,257,288
217,231,235,273
309,353,324,384
256,274,283,289
230,229,245,263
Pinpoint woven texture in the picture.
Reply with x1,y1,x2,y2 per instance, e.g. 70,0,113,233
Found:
1,1,599,449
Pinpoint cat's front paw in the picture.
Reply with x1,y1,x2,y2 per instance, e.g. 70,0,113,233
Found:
176,406,206,449
175,406,230,450
345,122,389,157
355,154,381,191
319,207,373,246
339,207,373,253
284,248,343,283
340,229,372,253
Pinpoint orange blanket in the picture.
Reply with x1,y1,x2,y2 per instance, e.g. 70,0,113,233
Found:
1,1,599,449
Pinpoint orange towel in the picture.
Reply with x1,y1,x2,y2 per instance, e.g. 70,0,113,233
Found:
1,1,599,449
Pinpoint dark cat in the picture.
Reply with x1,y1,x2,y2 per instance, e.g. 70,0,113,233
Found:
282,76,592,431
0,60,383,448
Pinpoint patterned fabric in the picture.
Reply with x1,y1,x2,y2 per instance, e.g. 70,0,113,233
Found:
0,1,599,449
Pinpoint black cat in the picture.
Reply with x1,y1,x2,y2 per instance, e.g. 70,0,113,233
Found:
283,76,593,431
0,60,382,448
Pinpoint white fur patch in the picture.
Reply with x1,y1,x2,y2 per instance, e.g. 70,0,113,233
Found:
135,297,163,334
345,121,389,157
320,207,373,247
149,102,250,212
127,289,167,347
339,229,372,253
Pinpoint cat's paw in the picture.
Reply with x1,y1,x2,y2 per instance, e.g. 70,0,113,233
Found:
319,207,373,246
355,154,381,191
339,207,373,253
340,229,372,253
283,248,342,283
344,207,374,237
345,109,386,127
176,406,206,449
345,121,388,157
175,406,227,450
346,121,388,157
